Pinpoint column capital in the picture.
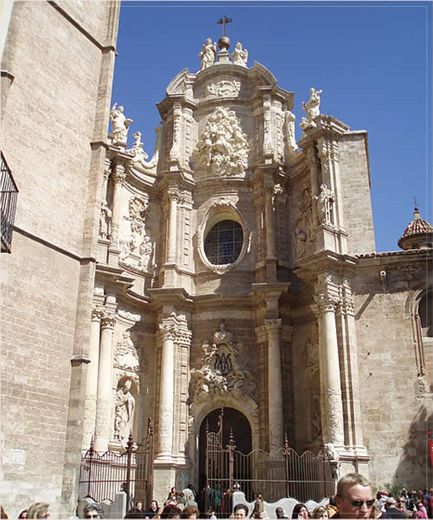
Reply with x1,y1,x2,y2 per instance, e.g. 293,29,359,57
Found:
167,187,179,202
100,312,116,329
91,308,103,322
112,163,126,183
313,292,339,314
264,318,282,337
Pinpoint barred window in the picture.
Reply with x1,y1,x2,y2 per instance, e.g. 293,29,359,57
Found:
204,220,243,265
419,292,432,337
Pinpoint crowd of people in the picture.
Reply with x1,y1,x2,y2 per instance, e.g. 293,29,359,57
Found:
2,475,432,519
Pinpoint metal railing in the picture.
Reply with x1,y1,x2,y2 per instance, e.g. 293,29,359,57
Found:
79,419,154,507
205,411,335,512
1,152,18,253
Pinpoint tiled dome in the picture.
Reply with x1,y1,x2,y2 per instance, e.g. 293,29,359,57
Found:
398,208,433,250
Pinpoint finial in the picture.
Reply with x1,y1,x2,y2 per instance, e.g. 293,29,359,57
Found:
217,15,232,50
413,197,420,219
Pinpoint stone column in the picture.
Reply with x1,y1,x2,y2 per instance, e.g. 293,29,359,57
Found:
264,180,276,260
166,189,178,264
82,309,102,449
264,318,284,453
315,291,344,446
337,290,365,448
156,321,176,460
110,163,126,246
94,312,115,452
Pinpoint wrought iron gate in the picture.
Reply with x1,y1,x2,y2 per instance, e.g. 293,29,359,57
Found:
79,419,154,507
205,411,334,510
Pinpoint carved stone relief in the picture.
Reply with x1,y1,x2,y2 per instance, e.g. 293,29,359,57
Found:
188,322,256,405
294,187,314,259
192,107,249,177
206,80,241,97
120,195,155,273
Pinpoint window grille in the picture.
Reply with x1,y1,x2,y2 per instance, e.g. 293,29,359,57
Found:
204,220,243,265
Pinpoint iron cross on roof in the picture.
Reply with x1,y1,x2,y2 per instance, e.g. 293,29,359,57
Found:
217,16,232,36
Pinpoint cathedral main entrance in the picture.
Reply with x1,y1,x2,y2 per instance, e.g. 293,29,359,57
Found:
198,408,252,512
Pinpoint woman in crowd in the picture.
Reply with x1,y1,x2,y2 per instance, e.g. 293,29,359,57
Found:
291,503,309,520
312,505,328,519
26,503,50,519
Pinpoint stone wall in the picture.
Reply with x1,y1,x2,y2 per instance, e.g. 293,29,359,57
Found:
353,255,433,488
0,1,119,516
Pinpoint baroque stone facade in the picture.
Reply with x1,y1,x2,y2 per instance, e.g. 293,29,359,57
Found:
1,10,432,518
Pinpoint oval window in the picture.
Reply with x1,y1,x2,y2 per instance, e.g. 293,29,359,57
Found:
204,220,243,265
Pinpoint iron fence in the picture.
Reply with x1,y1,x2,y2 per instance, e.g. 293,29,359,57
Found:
1,152,18,253
79,419,154,507
205,411,335,513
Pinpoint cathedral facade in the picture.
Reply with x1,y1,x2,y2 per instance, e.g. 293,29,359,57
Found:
1,2,432,517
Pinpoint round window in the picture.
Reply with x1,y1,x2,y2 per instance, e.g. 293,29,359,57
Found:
204,220,243,265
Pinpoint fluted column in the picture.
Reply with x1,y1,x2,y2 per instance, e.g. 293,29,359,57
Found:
110,163,126,245
156,321,176,460
82,309,102,448
166,189,178,264
94,312,115,452
264,318,284,453
337,288,365,448
315,291,344,446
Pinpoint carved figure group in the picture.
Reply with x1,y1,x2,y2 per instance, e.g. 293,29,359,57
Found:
188,322,256,404
193,107,249,176
232,42,248,67
301,88,322,130
199,38,217,71
110,103,133,145
114,378,135,446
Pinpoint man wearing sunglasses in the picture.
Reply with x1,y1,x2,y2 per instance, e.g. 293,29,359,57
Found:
335,473,374,518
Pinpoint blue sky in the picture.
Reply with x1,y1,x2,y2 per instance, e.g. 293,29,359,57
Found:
112,1,432,253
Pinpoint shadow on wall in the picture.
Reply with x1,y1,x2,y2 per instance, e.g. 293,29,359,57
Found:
392,400,433,489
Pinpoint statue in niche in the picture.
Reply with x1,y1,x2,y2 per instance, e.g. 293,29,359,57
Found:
300,88,322,130
294,187,314,258
192,107,249,176
315,183,335,225
110,103,133,145
232,42,248,67
284,110,299,154
199,38,217,70
114,378,135,446
138,235,153,270
99,200,112,239
188,322,255,405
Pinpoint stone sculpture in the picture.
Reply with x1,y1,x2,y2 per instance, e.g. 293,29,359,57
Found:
138,235,153,270
300,88,322,130
114,330,140,374
188,322,256,404
232,42,248,67
193,107,249,176
99,200,112,239
114,378,135,446
110,103,133,145
207,80,241,97
199,38,217,71
315,183,335,225
284,110,299,154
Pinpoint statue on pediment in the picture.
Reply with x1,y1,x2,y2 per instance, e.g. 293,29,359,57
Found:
232,42,248,67
300,88,322,130
199,38,217,71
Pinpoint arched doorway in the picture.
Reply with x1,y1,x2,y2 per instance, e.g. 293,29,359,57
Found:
198,407,252,512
